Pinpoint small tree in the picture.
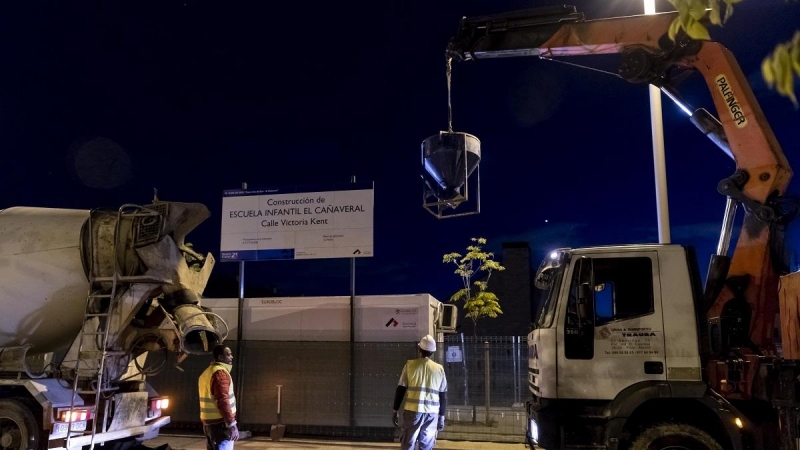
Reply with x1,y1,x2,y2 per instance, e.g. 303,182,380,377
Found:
443,237,506,336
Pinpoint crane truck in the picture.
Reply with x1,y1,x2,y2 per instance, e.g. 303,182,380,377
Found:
0,200,225,450
445,5,800,450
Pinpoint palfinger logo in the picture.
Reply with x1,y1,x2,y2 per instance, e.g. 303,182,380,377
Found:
385,318,399,327
715,75,747,128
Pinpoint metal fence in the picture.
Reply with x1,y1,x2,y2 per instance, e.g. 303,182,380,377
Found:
148,335,528,443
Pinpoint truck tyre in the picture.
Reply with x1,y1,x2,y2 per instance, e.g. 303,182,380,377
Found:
0,400,39,450
630,423,723,450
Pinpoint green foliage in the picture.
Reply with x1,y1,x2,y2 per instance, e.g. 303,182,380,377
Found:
666,0,741,41
667,0,799,106
762,31,800,107
443,237,506,335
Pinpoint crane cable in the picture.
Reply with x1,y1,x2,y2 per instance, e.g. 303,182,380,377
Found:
446,56,454,132
538,55,621,78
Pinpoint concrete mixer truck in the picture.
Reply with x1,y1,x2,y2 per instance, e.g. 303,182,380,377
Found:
0,200,225,450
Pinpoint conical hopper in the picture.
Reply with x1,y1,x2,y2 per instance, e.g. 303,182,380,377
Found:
422,131,481,200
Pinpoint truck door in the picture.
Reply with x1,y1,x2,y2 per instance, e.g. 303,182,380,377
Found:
557,251,666,400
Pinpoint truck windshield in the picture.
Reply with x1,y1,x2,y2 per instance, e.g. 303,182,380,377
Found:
533,251,567,329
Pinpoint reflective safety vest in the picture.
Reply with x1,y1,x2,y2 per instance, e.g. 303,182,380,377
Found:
403,358,446,414
198,363,237,422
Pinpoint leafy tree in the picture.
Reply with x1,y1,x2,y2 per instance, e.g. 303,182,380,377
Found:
667,0,800,106
762,31,800,106
443,237,506,335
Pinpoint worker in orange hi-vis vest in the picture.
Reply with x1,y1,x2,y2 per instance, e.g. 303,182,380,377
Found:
392,335,448,450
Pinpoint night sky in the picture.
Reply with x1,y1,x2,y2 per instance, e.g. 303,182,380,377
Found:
1,0,799,303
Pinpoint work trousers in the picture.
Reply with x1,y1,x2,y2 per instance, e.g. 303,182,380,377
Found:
203,422,235,450
399,410,438,450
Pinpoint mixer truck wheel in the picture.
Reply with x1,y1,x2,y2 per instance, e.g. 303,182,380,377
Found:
630,423,723,450
0,400,40,450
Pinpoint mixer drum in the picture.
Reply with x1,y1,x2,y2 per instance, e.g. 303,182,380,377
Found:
0,207,91,353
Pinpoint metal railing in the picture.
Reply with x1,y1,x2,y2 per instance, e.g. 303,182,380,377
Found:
149,335,529,443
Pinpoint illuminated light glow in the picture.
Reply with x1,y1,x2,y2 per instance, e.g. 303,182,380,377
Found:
644,0,656,14
676,102,693,117
61,409,91,423
529,419,539,443
735,418,744,429
550,251,559,260
661,86,694,117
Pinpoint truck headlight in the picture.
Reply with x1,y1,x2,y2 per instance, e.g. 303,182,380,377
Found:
529,418,539,444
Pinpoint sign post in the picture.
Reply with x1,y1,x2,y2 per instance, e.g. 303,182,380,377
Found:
236,182,247,437
221,180,374,432
349,176,357,428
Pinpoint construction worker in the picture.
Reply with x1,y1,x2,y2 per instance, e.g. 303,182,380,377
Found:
392,334,448,450
198,344,240,450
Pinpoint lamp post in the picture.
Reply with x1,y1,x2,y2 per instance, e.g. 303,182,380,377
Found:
645,0,671,244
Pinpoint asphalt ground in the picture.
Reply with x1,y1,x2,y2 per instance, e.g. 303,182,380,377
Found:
143,432,529,450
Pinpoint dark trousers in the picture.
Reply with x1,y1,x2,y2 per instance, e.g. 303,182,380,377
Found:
202,422,234,450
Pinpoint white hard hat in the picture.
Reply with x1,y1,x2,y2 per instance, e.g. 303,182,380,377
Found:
419,334,436,352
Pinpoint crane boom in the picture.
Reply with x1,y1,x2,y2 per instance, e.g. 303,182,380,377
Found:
446,4,793,355
443,7,800,449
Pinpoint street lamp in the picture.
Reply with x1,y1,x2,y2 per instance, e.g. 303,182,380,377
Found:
645,0,671,244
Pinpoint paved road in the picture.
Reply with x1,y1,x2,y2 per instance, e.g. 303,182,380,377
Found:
143,433,528,450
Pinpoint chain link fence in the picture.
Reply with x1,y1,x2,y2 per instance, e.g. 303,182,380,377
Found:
148,335,528,443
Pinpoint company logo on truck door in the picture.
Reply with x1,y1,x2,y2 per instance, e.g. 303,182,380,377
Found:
596,326,663,357
715,75,747,128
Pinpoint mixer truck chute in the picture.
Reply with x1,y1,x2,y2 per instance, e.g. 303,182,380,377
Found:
0,200,225,450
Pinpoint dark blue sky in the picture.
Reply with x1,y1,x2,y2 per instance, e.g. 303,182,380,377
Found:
1,0,799,302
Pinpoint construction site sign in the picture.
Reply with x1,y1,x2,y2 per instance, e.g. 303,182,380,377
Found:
220,182,374,261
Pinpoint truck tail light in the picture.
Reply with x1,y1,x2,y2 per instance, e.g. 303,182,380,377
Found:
148,396,170,419
60,409,92,422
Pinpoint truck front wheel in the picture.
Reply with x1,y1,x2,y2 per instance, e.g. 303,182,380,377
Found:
630,423,723,450
0,400,39,450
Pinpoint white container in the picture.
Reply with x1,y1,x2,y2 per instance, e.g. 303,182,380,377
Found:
202,294,442,342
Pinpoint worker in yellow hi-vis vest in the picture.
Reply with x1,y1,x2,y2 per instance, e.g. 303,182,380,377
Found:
392,335,448,450
198,345,240,450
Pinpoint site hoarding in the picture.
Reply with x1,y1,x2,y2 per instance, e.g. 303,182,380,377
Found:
201,294,438,342
220,182,374,261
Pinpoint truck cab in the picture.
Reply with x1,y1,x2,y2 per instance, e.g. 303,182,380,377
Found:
528,245,748,449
